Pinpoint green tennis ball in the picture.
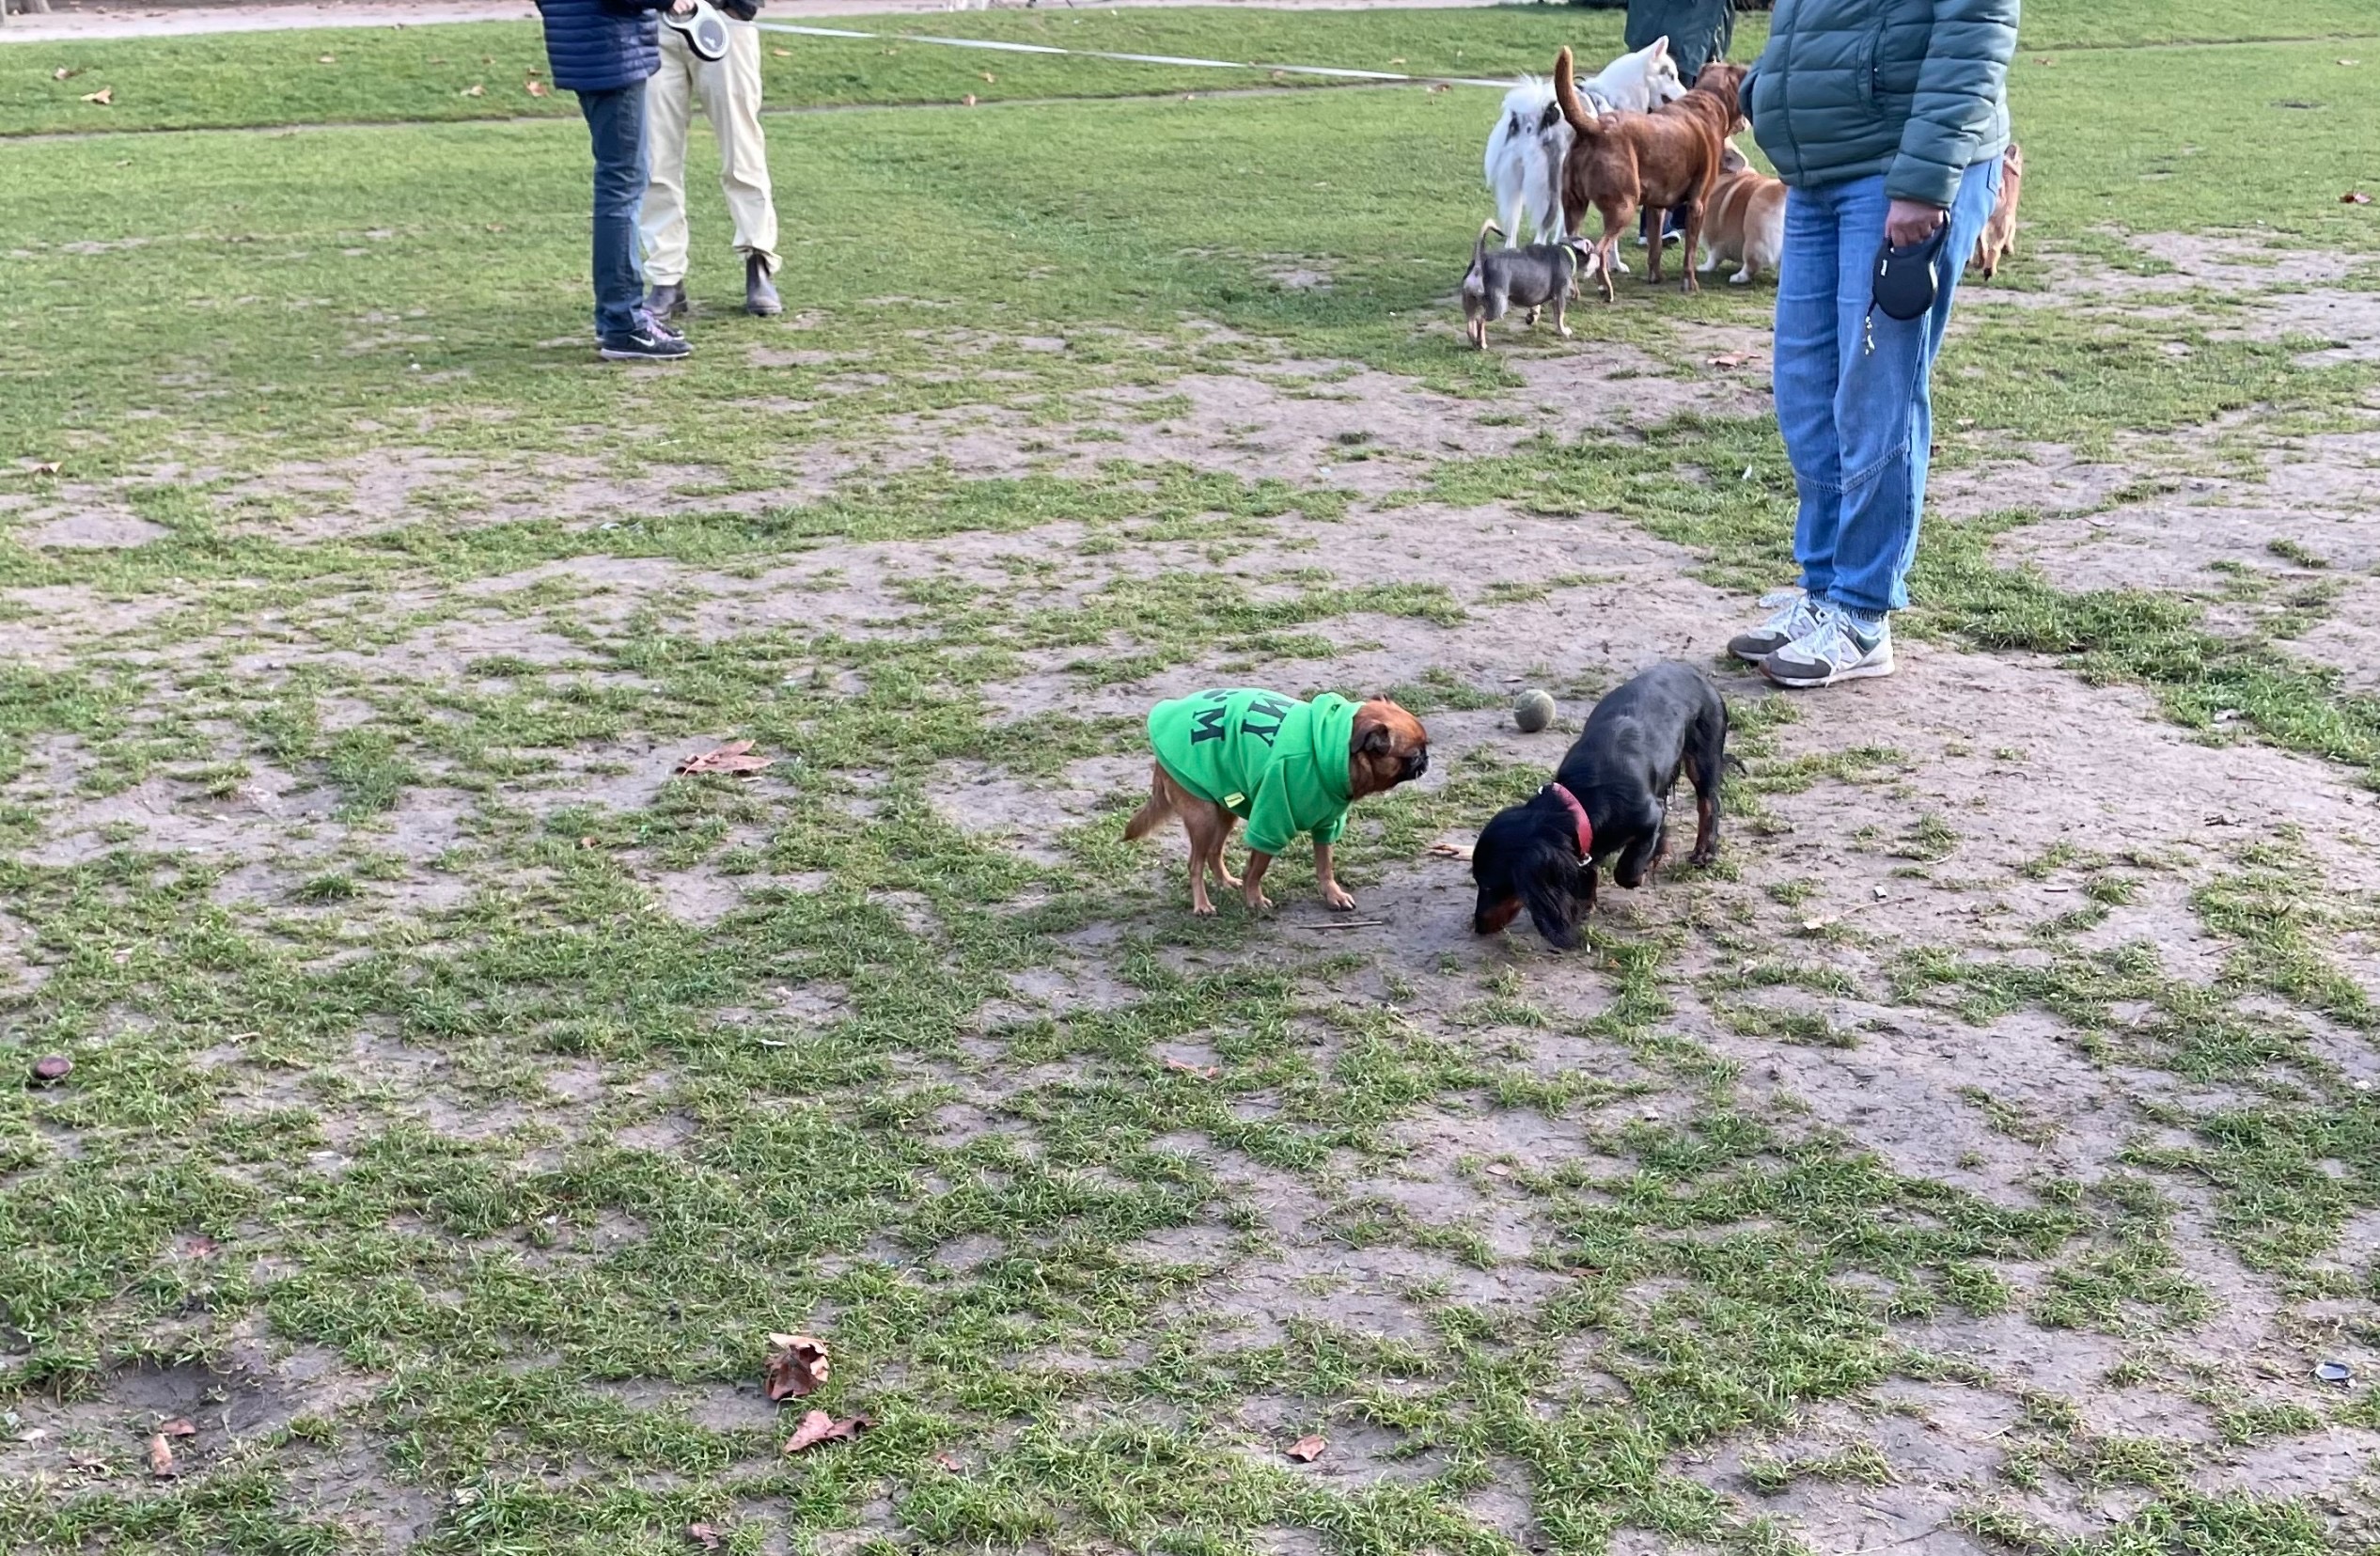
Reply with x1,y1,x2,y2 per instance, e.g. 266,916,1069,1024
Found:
1513,689,1557,733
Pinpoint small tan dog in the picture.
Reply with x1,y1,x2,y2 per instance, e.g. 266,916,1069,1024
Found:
1971,142,2024,280
1697,139,1786,286
1128,688,1429,915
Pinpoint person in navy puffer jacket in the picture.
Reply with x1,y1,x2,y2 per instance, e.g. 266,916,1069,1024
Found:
537,0,697,359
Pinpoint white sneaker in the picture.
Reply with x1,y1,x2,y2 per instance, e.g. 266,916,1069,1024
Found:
1762,605,1895,687
1727,589,1822,664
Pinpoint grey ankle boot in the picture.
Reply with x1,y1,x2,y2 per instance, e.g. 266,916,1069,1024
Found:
744,255,782,317
645,281,688,320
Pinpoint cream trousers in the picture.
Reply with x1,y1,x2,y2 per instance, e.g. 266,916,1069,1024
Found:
638,20,780,283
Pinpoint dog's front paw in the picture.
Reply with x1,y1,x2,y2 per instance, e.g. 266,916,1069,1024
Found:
1557,323,1574,338
1192,898,1217,917
1244,889,1275,915
1321,883,1356,912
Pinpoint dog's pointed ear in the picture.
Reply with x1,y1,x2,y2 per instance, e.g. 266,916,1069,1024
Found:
1648,35,1670,62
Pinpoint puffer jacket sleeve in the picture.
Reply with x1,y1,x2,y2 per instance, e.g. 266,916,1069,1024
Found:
1888,0,2020,206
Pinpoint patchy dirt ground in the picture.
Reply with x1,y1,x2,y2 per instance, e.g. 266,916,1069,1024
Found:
7,220,2380,1555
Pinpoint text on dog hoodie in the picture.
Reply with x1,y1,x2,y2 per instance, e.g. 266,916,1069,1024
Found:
1148,688,1358,857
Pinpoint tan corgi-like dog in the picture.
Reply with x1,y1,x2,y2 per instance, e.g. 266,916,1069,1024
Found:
1697,139,1787,287
1971,142,2024,280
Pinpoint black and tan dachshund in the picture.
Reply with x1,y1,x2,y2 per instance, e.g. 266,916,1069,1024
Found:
1472,661,1736,949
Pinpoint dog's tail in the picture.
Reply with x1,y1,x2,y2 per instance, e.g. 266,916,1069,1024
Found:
1473,217,1501,279
1553,47,1600,135
1124,769,1174,841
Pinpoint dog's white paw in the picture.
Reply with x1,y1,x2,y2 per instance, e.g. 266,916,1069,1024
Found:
1730,270,1753,285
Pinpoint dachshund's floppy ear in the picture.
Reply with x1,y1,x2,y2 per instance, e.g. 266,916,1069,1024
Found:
1521,843,1584,950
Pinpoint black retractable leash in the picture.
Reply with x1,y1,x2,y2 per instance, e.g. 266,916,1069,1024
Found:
662,0,733,62
1863,223,1949,354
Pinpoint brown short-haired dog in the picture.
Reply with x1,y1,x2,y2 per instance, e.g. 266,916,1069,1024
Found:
1553,48,1748,302
1128,688,1429,916
1970,142,2024,280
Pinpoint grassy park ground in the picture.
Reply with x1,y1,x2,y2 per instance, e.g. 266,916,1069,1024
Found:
6,1,2380,1551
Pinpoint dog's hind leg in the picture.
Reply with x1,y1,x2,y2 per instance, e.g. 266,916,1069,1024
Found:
1685,708,1729,867
1124,763,1176,841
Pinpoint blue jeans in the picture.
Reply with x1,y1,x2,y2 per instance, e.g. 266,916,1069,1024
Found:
1772,159,2001,617
577,80,650,339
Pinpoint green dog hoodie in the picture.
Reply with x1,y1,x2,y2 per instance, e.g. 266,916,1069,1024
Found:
1147,688,1357,857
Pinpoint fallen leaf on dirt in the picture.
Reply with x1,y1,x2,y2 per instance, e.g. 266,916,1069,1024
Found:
30,1055,71,1085
2032,55,2054,65
30,462,60,477
159,1418,197,1438
81,87,113,105
1426,83,1448,94
1164,1057,1220,1080
460,84,485,97
1484,1162,1511,1178
146,1435,177,1478
1709,353,1756,368
686,1524,722,1551
1388,57,1406,66
783,1409,871,1454
2345,191,2372,205
1286,1435,1326,1462
578,835,599,850
932,1451,963,1471
1428,841,1473,861
979,71,995,83
527,79,551,97
963,93,977,107
677,739,773,777
180,1234,220,1257
17,1427,47,1443
1800,915,1840,932
763,1333,830,1401
54,67,81,81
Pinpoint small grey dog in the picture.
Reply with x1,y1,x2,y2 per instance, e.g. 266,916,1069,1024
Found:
1460,219,1595,350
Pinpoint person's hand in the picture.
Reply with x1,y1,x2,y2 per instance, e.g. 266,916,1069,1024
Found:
1886,198,1947,247
667,0,696,14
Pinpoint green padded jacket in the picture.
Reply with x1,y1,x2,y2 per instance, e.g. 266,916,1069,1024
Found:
1148,689,1356,857
1746,0,2020,208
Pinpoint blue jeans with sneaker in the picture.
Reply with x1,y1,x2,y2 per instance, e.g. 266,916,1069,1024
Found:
1772,157,2001,620
577,80,650,340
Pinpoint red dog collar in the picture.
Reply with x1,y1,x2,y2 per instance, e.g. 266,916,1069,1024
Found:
1547,782,1593,858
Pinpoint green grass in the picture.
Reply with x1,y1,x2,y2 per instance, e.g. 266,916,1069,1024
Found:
4,3,2380,1552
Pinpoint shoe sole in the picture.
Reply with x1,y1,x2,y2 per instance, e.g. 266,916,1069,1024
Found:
747,303,783,317
598,348,691,362
1728,640,1788,664
1762,653,1895,689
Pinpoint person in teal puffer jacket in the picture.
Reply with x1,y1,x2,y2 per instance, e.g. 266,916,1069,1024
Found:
1726,0,2020,689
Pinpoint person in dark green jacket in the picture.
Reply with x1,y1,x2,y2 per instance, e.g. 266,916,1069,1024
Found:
1726,0,2019,689
1626,0,1736,247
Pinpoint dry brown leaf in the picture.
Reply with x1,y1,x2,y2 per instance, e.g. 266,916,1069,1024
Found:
461,84,485,97
1164,1057,1220,1080
1426,83,1448,94
932,1450,963,1471
578,835,599,850
527,79,551,98
686,1524,722,1552
763,1333,829,1401
81,87,113,106
783,1409,871,1454
1428,842,1473,861
677,739,774,777
963,93,978,107
1388,57,1406,66
53,67,81,81
1709,353,1755,369
1484,1162,1511,1178
2032,55,2054,65
2345,191,2372,205
773,47,791,56
979,71,995,83
146,1435,177,1478
1286,1434,1326,1462
159,1418,197,1438
180,1234,220,1257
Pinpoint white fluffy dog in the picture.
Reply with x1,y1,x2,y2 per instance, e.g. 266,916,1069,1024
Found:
1483,38,1689,251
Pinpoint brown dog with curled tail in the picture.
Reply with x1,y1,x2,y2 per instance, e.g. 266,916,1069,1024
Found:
1553,46,1748,302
